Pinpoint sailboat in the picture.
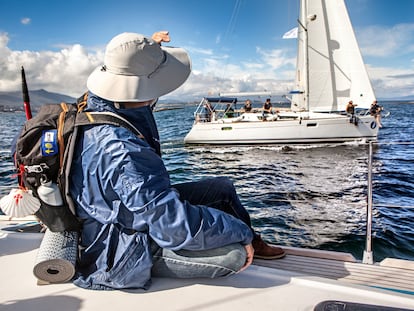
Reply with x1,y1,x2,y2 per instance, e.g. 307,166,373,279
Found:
184,0,380,145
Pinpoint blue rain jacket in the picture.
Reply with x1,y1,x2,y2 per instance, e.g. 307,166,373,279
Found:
70,94,253,290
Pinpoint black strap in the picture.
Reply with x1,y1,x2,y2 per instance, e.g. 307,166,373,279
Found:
74,111,145,140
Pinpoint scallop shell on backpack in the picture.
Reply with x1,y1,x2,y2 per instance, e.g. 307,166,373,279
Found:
0,188,41,217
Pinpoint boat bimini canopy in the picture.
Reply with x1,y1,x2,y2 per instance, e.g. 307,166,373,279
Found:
204,97,237,103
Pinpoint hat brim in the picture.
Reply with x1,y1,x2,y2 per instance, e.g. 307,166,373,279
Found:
87,46,191,102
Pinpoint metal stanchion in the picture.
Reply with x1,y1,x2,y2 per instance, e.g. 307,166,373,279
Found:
363,141,374,264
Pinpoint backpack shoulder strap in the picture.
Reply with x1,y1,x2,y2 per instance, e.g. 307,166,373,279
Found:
75,111,145,140
74,91,145,140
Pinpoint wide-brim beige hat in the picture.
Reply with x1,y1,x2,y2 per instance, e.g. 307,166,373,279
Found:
87,32,191,102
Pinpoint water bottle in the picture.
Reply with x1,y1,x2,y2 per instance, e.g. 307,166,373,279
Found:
37,180,63,206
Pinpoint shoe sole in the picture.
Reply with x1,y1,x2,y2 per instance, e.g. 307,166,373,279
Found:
254,251,286,260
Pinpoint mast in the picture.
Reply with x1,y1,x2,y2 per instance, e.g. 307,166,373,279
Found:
302,0,310,112
299,0,318,112
292,0,312,112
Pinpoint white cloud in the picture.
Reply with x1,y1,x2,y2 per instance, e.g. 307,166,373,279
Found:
0,31,332,100
179,45,297,99
186,46,214,56
215,34,221,45
0,32,103,97
21,18,31,25
0,31,412,101
367,64,414,99
358,23,414,57
356,23,414,98
256,47,296,72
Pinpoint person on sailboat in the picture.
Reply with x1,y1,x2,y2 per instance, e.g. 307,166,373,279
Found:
224,103,235,118
202,100,215,121
262,98,272,121
243,99,252,112
69,31,285,290
370,100,383,128
346,100,358,125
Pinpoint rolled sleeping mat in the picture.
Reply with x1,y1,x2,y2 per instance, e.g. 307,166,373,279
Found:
33,229,78,284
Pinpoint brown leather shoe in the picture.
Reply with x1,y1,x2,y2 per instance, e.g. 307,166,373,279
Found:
252,235,286,260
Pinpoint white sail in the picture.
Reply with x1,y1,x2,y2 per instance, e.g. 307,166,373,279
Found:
292,0,376,112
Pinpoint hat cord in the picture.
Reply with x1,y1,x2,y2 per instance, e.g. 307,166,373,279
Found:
147,51,167,78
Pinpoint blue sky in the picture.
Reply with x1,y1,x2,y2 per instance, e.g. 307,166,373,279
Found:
1,0,414,100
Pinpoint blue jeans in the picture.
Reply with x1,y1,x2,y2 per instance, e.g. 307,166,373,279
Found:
151,177,252,278
173,177,252,227
151,243,246,278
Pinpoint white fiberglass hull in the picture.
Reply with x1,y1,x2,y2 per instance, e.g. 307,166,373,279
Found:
184,113,379,145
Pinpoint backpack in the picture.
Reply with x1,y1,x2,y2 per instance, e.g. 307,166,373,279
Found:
14,93,144,232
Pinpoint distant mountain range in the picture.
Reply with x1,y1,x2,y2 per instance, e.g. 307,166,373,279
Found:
0,89,196,112
0,89,76,111
1,89,412,113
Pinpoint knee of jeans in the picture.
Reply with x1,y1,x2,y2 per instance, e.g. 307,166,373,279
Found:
214,177,236,195
222,243,247,272
219,176,234,187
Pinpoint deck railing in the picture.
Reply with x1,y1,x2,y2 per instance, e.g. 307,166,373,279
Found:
363,141,414,264
363,141,374,264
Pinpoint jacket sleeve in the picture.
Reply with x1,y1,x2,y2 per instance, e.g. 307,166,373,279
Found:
87,126,253,251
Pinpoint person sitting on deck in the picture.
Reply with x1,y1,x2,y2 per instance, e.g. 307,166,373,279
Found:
370,100,383,128
224,103,235,118
69,31,285,291
262,98,272,121
243,99,252,112
346,100,358,125
201,101,215,122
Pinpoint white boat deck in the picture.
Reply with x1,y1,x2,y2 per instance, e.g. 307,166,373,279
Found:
1,218,413,311
254,246,414,294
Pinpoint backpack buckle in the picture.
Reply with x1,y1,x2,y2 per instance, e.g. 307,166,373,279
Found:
25,163,49,174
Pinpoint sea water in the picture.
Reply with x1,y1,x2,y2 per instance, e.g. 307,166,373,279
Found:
1,101,413,262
